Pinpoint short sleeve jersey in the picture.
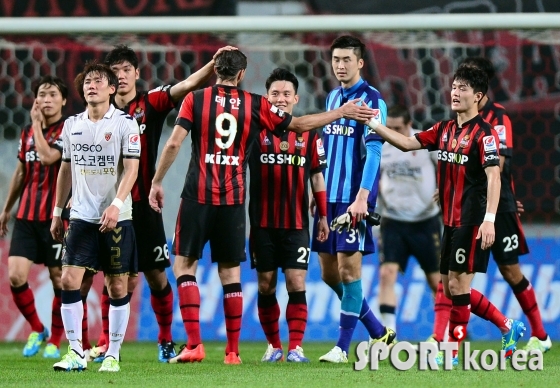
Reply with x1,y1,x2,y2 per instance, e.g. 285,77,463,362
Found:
322,78,387,204
174,84,292,205
16,118,64,221
61,105,140,223
414,115,500,227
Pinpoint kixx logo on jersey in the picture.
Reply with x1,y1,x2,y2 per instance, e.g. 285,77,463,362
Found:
483,136,497,152
104,132,112,141
128,134,140,154
205,151,240,165
295,137,306,150
437,150,468,165
459,134,470,148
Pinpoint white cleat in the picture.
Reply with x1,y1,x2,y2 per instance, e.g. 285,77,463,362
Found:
521,335,552,354
98,356,120,372
319,346,348,363
53,347,87,372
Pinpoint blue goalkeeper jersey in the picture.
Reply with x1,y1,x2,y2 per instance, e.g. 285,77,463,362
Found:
323,78,387,204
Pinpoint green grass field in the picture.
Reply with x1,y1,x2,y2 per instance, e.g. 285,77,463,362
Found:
1,341,558,387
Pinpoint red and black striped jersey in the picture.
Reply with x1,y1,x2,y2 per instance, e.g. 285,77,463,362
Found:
479,100,516,213
175,85,292,205
123,86,176,202
415,115,500,227
16,118,64,221
249,129,326,229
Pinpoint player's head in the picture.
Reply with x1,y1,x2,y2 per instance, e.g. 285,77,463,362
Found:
33,75,67,118
387,104,412,135
104,44,140,96
74,60,118,106
214,50,247,84
459,56,495,81
265,68,299,115
451,66,488,112
330,35,365,85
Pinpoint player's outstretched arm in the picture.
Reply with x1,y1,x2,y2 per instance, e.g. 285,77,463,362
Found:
0,161,26,237
287,98,375,134
169,46,238,102
476,165,501,250
30,100,62,165
367,118,422,152
150,124,189,212
51,161,72,242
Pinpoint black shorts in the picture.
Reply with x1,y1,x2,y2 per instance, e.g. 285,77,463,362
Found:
378,215,441,274
491,212,530,265
132,200,171,272
440,225,490,274
249,227,310,272
172,199,246,264
62,219,138,276
9,219,63,267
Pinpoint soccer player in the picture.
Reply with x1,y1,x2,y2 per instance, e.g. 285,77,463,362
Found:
85,44,237,363
313,35,393,364
148,50,375,364
50,61,140,372
365,65,526,364
249,68,329,363
376,105,441,334
0,76,67,358
427,56,550,353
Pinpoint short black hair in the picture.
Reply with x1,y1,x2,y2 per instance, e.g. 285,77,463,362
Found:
104,44,139,69
459,56,495,81
452,66,488,96
214,50,247,82
265,68,299,93
330,35,366,60
387,104,411,124
33,75,68,100
74,60,119,106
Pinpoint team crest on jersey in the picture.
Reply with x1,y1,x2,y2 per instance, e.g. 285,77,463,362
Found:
133,106,145,122
459,134,470,148
295,137,306,150
279,141,289,151
483,136,497,152
262,136,271,146
494,125,507,142
104,132,112,141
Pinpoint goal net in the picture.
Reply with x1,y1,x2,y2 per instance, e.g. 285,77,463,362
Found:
1,28,559,225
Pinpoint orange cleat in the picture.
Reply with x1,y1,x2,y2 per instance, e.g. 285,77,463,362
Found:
224,352,242,364
168,344,205,363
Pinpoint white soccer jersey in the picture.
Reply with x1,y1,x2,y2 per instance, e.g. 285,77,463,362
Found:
61,105,140,223
378,128,439,222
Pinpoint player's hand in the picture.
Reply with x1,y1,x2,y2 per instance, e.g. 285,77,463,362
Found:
432,189,439,203
516,200,524,216
0,211,10,237
50,216,64,242
99,205,119,233
309,197,316,216
476,221,495,250
213,46,238,61
330,212,353,233
347,197,368,225
30,99,44,124
339,98,377,123
149,183,165,213
316,216,329,242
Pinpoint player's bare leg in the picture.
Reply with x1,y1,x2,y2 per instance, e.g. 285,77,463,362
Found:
218,262,243,364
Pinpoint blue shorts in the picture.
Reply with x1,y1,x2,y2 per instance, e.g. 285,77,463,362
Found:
311,202,375,255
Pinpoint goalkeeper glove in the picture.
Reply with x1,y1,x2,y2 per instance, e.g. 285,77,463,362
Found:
329,212,382,233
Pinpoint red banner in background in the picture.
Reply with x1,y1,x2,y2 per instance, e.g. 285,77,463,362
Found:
0,239,140,342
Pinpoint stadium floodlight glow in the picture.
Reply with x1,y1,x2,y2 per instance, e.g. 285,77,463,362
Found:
1,13,560,34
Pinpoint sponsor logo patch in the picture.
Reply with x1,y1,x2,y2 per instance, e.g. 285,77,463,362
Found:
128,133,140,153
483,136,497,152
317,138,325,156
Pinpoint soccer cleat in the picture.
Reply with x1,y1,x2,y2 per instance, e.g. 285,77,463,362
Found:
522,335,552,354
502,319,526,359
369,327,397,349
287,346,310,363
43,343,60,359
435,350,459,367
23,327,49,357
89,344,107,362
319,346,348,363
53,347,87,372
261,344,284,362
168,344,205,363
224,352,242,364
98,356,120,372
158,340,177,363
